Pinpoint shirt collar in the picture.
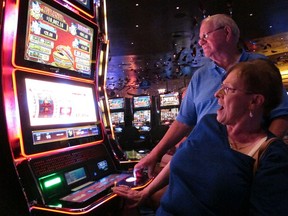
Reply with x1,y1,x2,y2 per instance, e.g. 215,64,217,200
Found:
239,50,249,62
210,50,247,72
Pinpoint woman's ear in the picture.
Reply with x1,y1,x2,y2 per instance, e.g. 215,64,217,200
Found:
250,94,265,107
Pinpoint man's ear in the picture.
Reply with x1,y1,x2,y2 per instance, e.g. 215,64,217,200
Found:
224,25,232,41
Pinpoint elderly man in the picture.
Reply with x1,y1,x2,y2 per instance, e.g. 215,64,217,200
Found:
135,14,288,178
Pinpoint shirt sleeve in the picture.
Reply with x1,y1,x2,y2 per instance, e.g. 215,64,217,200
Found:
176,80,197,126
269,86,288,119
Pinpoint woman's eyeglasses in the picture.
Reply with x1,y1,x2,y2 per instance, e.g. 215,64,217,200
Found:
219,84,253,95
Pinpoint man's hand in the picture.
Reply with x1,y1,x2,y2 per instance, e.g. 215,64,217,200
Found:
134,153,159,178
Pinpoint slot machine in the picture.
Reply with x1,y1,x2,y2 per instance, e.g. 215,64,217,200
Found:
133,95,152,132
0,0,150,215
130,95,153,151
159,92,180,126
108,97,125,134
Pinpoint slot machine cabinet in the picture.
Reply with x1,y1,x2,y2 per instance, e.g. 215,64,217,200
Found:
149,92,180,147
105,97,128,161
97,43,128,162
158,92,180,126
0,0,151,215
130,95,154,151
108,97,126,134
132,95,152,131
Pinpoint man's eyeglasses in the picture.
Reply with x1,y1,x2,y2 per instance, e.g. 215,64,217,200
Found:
219,84,253,95
199,26,225,41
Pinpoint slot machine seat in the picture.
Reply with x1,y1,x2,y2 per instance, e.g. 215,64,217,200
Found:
118,126,145,151
150,125,169,146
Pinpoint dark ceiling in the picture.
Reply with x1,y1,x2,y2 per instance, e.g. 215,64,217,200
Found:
105,0,288,97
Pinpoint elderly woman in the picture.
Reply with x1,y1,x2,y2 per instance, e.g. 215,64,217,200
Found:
113,59,288,216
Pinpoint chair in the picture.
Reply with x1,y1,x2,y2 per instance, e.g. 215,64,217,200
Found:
118,126,143,151
150,125,169,147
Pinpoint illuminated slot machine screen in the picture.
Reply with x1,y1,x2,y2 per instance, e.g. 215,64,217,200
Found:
133,110,151,131
110,112,124,125
110,112,124,133
14,0,98,80
133,95,151,109
160,108,179,125
108,98,125,110
15,71,103,155
64,0,94,17
160,92,180,107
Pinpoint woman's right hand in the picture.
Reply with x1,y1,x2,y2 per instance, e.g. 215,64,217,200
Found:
112,185,148,208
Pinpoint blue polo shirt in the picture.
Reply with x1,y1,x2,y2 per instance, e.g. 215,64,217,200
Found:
177,51,288,126
157,114,288,216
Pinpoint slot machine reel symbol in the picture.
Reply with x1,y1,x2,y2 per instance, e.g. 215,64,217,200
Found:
39,97,54,117
53,45,74,69
60,106,72,116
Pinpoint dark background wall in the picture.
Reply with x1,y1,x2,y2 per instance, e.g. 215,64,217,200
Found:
105,0,288,97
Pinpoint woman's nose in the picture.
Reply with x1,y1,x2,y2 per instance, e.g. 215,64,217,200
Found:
214,88,224,98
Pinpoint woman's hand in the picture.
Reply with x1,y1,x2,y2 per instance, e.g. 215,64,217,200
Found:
112,185,148,208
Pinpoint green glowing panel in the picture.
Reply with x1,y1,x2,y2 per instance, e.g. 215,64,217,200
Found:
44,177,61,188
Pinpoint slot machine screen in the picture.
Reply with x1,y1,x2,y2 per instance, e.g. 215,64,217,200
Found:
64,0,94,17
64,167,87,185
160,108,179,125
133,96,151,108
14,0,98,80
110,112,124,125
110,112,124,133
108,98,125,110
15,71,103,155
160,92,180,107
133,110,151,131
